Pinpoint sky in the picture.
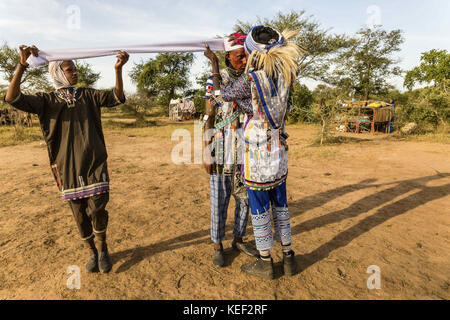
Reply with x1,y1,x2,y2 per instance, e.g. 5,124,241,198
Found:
0,0,449,93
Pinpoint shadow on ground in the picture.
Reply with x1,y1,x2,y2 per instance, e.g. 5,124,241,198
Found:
111,173,450,274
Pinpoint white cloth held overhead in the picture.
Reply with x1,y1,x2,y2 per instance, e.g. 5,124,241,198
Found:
26,39,226,68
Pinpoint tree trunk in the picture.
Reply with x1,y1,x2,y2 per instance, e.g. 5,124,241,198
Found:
320,98,327,145
364,91,369,101
168,88,175,104
365,63,371,101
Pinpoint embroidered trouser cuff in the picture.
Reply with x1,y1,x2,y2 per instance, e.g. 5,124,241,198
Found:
273,206,291,244
250,209,273,251
248,182,292,251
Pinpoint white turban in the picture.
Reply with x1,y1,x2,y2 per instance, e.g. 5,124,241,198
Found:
48,61,72,89
223,32,246,52
223,38,244,52
244,25,284,54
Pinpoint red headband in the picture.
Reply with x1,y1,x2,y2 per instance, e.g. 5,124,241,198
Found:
231,32,246,45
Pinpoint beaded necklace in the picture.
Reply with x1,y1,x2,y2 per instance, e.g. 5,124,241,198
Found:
56,87,78,107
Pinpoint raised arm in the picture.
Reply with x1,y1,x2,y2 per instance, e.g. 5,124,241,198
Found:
204,44,222,98
5,45,39,103
114,51,129,103
202,45,223,174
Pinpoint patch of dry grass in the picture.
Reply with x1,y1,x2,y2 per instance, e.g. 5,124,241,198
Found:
0,125,43,147
386,130,450,144
103,116,197,138
289,143,342,161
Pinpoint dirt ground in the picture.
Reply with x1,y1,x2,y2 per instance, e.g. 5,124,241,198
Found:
0,121,449,300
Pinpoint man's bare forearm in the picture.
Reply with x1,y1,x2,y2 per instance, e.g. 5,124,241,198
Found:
203,100,216,151
113,51,128,102
210,58,221,96
6,45,38,102
114,67,125,103
205,100,216,127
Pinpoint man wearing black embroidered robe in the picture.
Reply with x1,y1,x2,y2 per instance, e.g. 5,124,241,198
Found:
4,45,129,274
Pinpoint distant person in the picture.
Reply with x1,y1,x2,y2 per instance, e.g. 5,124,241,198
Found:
203,31,258,267
4,45,129,274
204,26,303,279
388,99,396,133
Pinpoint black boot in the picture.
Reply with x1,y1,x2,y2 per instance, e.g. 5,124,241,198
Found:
241,257,274,279
212,243,225,267
98,247,112,273
86,250,99,273
84,238,98,273
283,250,298,276
96,234,112,273
232,241,259,257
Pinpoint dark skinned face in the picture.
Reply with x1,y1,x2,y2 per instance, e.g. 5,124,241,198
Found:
226,48,248,73
61,60,78,86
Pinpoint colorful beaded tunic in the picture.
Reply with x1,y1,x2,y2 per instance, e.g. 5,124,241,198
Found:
219,70,293,191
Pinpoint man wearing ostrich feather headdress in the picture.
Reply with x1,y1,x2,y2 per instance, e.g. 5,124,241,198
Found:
204,25,304,279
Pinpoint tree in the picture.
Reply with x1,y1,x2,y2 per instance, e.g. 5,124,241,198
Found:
331,26,404,100
403,50,450,128
130,53,194,106
184,87,206,116
0,83,6,95
0,42,52,93
235,10,353,83
404,49,450,90
74,61,100,88
288,83,314,123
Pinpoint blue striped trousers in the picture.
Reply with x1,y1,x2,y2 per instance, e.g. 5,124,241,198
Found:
210,174,249,243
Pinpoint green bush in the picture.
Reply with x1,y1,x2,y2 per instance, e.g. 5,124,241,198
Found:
393,86,449,133
120,93,160,118
192,89,206,116
395,104,438,133
289,83,315,123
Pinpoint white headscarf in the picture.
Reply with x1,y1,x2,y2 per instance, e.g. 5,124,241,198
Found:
223,38,244,52
48,61,72,89
223,32,246,52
